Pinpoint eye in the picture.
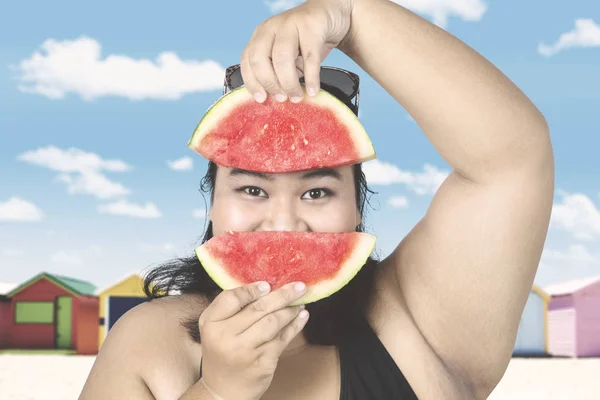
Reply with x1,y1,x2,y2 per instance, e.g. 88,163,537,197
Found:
302,188,332,200
238,186,267,197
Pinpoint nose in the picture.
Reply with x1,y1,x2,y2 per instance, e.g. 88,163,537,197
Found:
260,197,308,232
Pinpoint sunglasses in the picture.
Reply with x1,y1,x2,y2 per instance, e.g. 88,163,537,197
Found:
223,64,360,116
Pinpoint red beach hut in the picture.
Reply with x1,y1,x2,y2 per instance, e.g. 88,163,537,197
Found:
4,272,99,355
0,282,18,349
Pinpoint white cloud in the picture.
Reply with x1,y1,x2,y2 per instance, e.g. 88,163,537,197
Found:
363,159,449,195
18,146,131,173
88,245,104,255
265,0,303,13
51,250,83,265
0,248,24,257
139,242,176,253
13,36,225,101
265,0,488,27
551,193,600,240
18,146,131,200
0,197,44,221
98,200,162,218
56,170,131,199
193,208,207,219
168,156,193,171
542,244,597,264
536,243,600,289
538,19,600,57
393,0,487,28
388,196,409,208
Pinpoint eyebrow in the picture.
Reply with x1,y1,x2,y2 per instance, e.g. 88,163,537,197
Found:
228,168,343,182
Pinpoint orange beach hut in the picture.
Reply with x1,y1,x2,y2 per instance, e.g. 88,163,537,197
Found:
96,272,150,350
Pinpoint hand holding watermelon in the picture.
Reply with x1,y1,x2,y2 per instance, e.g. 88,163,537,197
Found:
240,0,355,103
197,281,309,400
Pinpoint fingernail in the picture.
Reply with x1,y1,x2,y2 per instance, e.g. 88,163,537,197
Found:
307,87,317,96
254,92,266,103
290,95,303,103
299,310,309,319
275,93,287,102
258,282,270,292
294,282,306,293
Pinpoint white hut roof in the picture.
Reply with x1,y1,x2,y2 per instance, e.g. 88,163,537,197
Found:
544,275,600,296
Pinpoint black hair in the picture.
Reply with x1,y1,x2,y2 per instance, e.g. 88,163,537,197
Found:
142,78,376,345
142,160,380,346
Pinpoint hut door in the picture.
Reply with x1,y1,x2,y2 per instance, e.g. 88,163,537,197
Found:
55,296,72,349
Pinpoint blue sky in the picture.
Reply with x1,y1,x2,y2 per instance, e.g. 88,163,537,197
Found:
1,0,599,292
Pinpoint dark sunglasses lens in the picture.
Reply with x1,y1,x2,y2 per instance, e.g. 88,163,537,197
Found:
227,67,244,91
317,69,357,98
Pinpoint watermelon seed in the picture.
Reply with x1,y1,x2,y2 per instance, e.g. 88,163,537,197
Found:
303,139,308,145
291,125,295,131
327,150,331,155
291,144,295,150
264,124,269,130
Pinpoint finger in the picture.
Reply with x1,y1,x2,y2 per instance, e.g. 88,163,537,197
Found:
203,281,271,322
259,309,309,355
229,281,307,333
242,305,305,346
240,50,267,103
298,30,322,97
272,27,303,102
248,30,287,101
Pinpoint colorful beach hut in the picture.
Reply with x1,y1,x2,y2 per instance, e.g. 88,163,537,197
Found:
4,272,99,355
513,285,549,356
0,281,18,349
545,276,600,358
96,272,149,350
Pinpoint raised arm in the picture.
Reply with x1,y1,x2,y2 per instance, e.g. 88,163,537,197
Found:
340,0,554,396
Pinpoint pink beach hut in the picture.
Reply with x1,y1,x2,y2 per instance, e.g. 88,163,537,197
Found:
545,276,600,358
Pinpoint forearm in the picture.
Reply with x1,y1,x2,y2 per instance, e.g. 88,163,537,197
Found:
340,0,552,183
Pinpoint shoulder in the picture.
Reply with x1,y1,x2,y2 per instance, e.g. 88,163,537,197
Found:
134,293,209,365
80,293,209,399
113,293,208,344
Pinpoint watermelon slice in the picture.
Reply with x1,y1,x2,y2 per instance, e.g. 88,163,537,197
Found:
187,86,376,173
195,231,377,305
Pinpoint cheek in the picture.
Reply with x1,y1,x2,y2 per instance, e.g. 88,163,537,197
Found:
307,201,357,232
210,197,261,235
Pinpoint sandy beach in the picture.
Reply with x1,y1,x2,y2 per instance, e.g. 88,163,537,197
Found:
0,354,598,399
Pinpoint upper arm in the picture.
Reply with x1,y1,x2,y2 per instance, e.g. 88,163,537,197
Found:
78,303,156,399
387,164,554,394
79,295,208,400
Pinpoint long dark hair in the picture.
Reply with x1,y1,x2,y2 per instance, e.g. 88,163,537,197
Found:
142,160,380,346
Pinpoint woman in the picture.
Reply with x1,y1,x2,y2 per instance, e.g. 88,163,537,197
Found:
79,0,554,399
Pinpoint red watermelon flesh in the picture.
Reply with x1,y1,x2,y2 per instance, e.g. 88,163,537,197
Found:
187,86,376,173
195,231,377,305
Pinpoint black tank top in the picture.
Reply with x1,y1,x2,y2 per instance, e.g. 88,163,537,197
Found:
199,319,419,399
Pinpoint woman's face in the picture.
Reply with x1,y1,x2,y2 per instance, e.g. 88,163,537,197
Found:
210,166,361,235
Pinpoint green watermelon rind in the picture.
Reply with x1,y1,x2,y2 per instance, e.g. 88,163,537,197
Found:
194,232,377,306
186,85,376,170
